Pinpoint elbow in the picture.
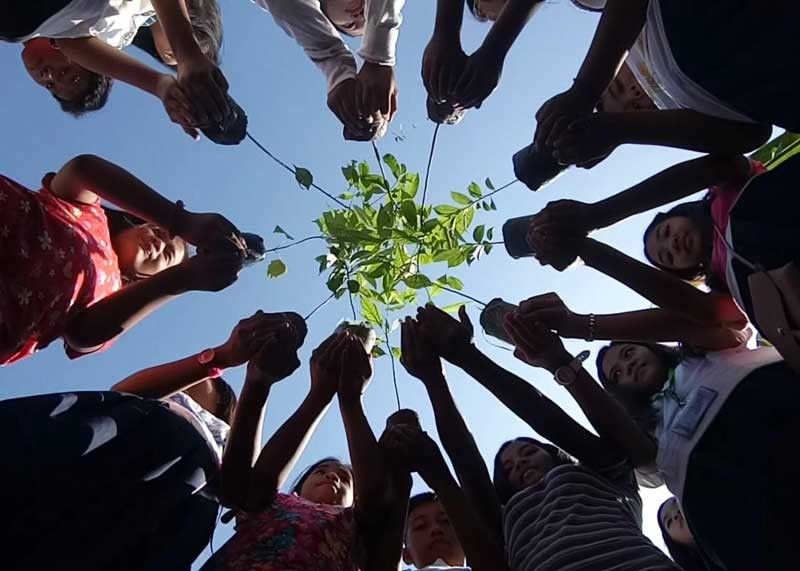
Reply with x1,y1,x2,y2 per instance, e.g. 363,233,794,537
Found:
63,154,103,176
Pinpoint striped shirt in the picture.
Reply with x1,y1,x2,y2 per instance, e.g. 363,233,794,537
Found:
504,463,679,571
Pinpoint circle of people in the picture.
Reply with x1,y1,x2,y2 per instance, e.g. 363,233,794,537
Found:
1,0,798,570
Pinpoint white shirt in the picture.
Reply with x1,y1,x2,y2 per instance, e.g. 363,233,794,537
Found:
639,340,782,501
20,0,155,49
165,391,230,465
405,562,470,571
251,0,405,92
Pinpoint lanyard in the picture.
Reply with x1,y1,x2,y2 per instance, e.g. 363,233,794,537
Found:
651,368,686,408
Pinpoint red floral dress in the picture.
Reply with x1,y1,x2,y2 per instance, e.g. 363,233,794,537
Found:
201,493,358,571
0,174,122,365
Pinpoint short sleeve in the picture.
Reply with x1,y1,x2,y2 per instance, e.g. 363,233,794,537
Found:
64,337,115,360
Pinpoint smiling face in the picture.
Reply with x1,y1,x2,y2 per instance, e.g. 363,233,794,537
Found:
645,215,705,271
598,62,657,113
660,498,695,546
404,499,466,569
321,0,366,36
601,343,669,397
112,224,187,280
21,38,91,101
299,461,354,507
500,439,556,493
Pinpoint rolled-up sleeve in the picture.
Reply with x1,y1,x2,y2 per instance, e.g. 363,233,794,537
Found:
252,0,357,92
358,0,405,66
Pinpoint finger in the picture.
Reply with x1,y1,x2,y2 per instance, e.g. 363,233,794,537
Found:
436,64,451,105
212,66,230,94
545,115,572,149
182,124,200,140
388,89,398,122
421,61,434,99
458,305,473,331
400,319,411,367
197,82,226,124
518,292,562,314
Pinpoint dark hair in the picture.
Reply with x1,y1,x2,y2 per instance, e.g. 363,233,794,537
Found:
54,73,113,116
493,437,574,504
657,499,710,571
213,377,237,424
102,206,146,238
642,200,715,285
131,0,223,65
408,492,438,517
290,457,352,495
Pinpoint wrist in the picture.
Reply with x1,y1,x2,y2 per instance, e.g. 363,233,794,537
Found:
307,387,335,408
212,343,235,369
544,350,573,374
446,343,479,368
158,265,190,295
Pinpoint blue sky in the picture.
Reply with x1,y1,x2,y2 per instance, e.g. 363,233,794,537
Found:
0,0,713,565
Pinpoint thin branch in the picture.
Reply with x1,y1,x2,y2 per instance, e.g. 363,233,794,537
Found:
265,235,325,253
437,285,487,307
345,265,357,321
246,131,350,209
456,178,519,213
371,141,396,206
304,292,336,321
421,124,440,211
384,320,402,411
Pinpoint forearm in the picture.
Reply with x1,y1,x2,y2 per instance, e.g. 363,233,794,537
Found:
423,467,509,571
111,351,224,398
219,379,270,508
56,38,164,95
481,0,543,59
453,346,610,464
565,308,742,350
359,466,412,571
248,390,332,507
64,268,184,350
612,110,771,155
432,0,464,41
149,0,203,62
574,0,648,100
424,379,503,538
338,396,386,510
360,0,405,66
579,238,719,319
592,154,746,229
563,369,657,466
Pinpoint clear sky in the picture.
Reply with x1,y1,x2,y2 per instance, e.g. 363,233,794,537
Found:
0,0,712,566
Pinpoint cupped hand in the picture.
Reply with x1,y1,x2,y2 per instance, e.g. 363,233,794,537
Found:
504,313,571,373
179,210,245,255
176,251,243,292
356,62,398,123
155,74,200,140
516,293,578,338
337,333,374,402
328,78,371,137
531,199,596,240
422,35,468,105
551,113,619,167
310,332,348,400
245,323,302,385
415,304,474,365
176,52,230,126
400,317,444,384
380,423,446,479
451,46,503,110
525,224,581,272
534,85,598,152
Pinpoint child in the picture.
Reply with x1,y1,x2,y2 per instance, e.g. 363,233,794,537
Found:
250,0,405,139
403,493,469,571
0,311,300,569
4,0,230,138
401,306,678,570
658,498,721,571
534,0,798,166
0,154,245,365
204,330,408,570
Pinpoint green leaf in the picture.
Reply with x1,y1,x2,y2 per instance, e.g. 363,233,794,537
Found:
485,244,494,254
441,301,469,314
372,345,386,357
450,191,472,205
347,280,360,293
405,274,433,289
342,163,359,186
490,199,497,211
444,276,464,290
402,173,420,199
472,224,485,243
421,219,439,233
267,259,287,278
294,166,313,189
391,346,402,359
468,182,482,199
273,225,295,240
401,200,418,228
383,154,402,179
487,227,494,241
485,178,495,190
327,273,344,293
434,204,459,216
361,298,383,326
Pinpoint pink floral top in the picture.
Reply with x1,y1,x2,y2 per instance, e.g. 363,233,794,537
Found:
0,174,121,365
202,493,357,571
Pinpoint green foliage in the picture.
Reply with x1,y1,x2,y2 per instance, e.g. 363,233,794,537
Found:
267,259,287,278
750,131,800,169
307,154,495,332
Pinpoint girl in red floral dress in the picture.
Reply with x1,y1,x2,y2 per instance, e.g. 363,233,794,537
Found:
0,153,245,365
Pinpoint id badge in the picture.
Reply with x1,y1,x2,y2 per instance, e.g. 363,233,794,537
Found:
672,387,718,438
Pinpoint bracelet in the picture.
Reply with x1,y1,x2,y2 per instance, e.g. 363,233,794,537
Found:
168,200,185,239
585,313,596,342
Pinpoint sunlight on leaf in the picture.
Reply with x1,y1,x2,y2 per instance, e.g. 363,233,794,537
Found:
267,259,287,278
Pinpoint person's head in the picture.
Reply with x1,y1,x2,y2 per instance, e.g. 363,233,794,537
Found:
465,0,506,22
643,200,713,282
104,208,188,282
21,38,112,116
597,342,680,407
403,492,466,569
658,498,707,571
291,458,354,507
184,377,237,423
493,437,573,503
321,0,366,36
597,62,657,113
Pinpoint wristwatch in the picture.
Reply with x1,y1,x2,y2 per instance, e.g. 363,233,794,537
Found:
554,350,590,386
198,348,224,379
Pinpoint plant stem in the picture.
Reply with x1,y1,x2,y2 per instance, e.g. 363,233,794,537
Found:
371,141,396,206
457,178,519,213
421,124,440,211
304,292,336,321
265,235,325,253
246,131,350,209
383,320,402,411
437,285,487,307
345,264,357,321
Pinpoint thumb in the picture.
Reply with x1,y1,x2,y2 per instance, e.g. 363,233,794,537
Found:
458,305,472,330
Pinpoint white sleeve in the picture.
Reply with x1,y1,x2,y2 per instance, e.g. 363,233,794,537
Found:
252,0,357,92
358,0,405,66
